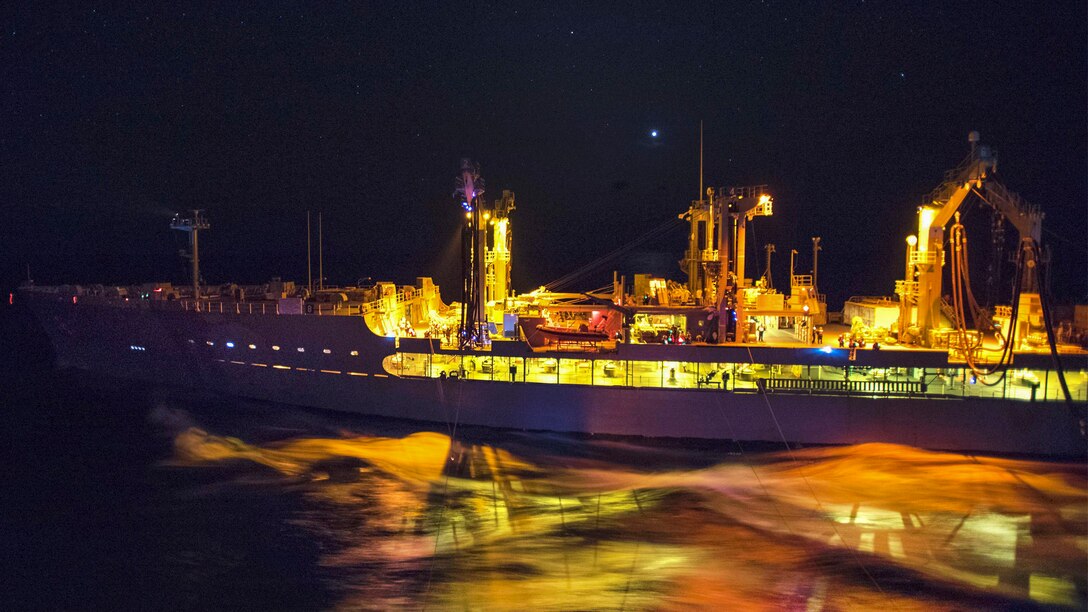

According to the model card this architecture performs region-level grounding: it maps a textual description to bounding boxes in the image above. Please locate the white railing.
[176,296,411,317]
[182,300,281,315]
[910,250,943,266]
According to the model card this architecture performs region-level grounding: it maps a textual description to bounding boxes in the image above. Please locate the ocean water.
[3,367,1085,611]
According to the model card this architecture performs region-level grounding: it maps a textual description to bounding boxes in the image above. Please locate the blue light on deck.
[226,341,235,348]
[821,345,834,354]
[650,130,659,138]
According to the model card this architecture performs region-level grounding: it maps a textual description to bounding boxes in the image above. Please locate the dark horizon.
[3,2,1086,309]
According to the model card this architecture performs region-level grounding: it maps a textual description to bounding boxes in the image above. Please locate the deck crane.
[895,131,1045,350]
[682,185,773,342]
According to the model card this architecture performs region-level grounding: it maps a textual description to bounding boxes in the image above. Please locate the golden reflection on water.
[173,428,1087,610]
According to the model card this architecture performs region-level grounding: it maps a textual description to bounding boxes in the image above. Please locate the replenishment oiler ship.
[18,134,1088,457]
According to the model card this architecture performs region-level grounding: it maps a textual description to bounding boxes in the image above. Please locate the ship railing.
[790,274,814,287]
[895,280,918,297]
[764,377,924,397]
[181,300,281,315]
[683,248,721,262]
[923,151,976,205]
[178,294,409,315]
[178,298,387,316]
[909,250,943,266]
[313,302,366,315]
[724,185,767,199]
[846,295,898,304]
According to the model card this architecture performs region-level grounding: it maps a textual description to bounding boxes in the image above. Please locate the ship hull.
[22,294,1087,458]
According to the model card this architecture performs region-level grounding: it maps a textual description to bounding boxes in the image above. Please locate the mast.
[307,211,312,294]
[455,159,486,348]
[684,122,716,304]
[318,212,324,291]
[170,210,210,299]
[699,120,704,200]
[763,243,775,289]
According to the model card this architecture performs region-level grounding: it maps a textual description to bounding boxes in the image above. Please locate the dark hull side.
[23,294,1088,458]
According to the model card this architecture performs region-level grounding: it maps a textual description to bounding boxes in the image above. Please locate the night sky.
[3,2,1085,309]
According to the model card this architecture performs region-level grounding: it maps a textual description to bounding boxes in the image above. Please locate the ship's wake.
[167,422,1087,610]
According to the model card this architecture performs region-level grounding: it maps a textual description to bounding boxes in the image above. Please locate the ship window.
[594,360,626,386]
[248,344,257,350]
[225,342,235,348]
[187,339,195,344]
[322,349,332,354]
[272,345,280,351]
[630,360,663,388]
[527,357,559,383]
[297,347,305,352]
[350,350,359,356]
[206,341,214,346]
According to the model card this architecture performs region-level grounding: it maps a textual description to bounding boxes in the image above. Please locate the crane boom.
[896,132,1045,347]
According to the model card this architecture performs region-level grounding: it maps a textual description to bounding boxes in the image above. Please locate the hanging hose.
[948,214,1020,383]
[1033,237,1075,405]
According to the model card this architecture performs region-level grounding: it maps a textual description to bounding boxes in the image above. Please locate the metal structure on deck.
[170,210,210,299]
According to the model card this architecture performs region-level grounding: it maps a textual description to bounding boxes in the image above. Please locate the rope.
[712,391,797,536]
[741,344,887,595]
[422,363,466,610]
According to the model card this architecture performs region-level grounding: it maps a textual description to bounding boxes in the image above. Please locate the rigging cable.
[544,216,683,291]
[423,354,467,610]
[740,344,886,596]
[711,387,798,538]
